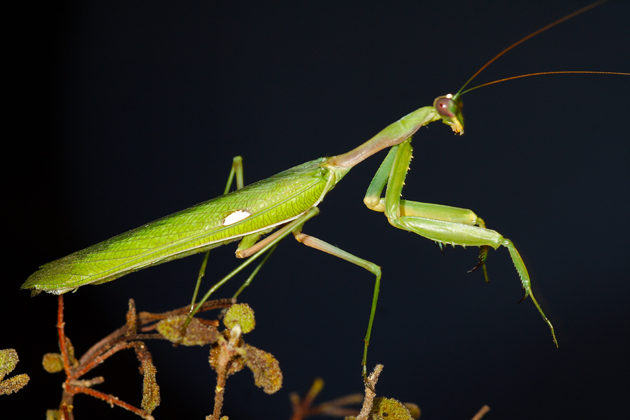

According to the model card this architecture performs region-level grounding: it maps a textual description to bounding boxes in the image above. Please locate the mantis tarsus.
[22,0,626,378]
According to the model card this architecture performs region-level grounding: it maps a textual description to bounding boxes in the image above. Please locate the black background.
[5,1,629,419]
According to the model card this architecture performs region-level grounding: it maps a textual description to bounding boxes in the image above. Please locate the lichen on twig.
[0,348,30,395]
[45,296,282,420]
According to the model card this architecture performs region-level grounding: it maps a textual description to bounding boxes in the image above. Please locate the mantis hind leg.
[365,139,557,346]
[292,229,381,379]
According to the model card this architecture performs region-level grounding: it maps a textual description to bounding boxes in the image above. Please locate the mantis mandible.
[24,0,624,377]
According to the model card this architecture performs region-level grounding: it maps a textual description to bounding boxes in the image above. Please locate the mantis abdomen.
[23,158,348,294]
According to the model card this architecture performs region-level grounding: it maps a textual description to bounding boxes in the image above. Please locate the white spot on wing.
[223,210,252,226]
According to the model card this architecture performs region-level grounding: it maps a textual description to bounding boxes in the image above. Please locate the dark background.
[5,1,629,419]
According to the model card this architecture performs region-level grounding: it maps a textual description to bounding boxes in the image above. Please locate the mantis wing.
[23,158,348,294]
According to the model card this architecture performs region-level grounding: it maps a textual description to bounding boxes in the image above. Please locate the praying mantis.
[21,0,628,381]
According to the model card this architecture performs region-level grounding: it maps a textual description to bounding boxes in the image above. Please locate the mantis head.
[434,94,464,135]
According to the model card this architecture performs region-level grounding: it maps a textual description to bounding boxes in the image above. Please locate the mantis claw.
[468,246,490,283]
[361,364,377,392]
[362,374,376,393]
[518,290,529,304]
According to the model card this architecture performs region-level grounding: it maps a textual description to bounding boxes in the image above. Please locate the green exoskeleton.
[27,1,626,378]
[21,91,553,375]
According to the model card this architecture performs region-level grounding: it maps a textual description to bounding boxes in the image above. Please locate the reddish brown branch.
[290,378,362,420]
[73,341,138,379]
[471,405,491,420]
[53,295,235,419]
[210,338,235,420]
[57,295,72,377]
[73,386,154,420]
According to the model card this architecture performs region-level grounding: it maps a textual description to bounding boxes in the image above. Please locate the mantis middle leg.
[365,139,557,346]
[189,156,278,313]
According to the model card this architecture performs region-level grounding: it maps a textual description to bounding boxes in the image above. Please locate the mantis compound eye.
[434,94,464,135]
[434,95,457,118]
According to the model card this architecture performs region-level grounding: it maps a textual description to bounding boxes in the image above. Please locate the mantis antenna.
[452,0,629,98]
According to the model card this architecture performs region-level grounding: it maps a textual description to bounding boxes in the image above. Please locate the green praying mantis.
[22,0,627,377]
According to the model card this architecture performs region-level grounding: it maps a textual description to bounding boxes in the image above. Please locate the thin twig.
[138,298,235,327]
[290,378,362,420]
[54,297,237,419]
[73,341,137,379]
[210,339,232,420]
[73,386,154,420]
[57,295,71,376]
[356,364,383,420]
[78,323,128,366]
[471,405,491,420]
